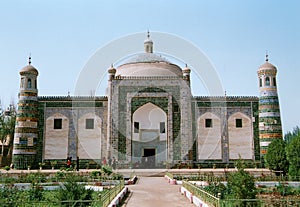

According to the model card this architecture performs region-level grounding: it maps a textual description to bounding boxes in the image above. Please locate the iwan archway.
[131,102,167,168]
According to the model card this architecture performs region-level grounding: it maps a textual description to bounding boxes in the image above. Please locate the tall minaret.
[12,57,39,169]
[106,64,116,159]
[257,54,283,158]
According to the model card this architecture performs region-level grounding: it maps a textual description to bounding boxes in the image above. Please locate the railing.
[165,172,174,179]
[219,199,300,207]
[100,180,125,207]
[183,181,220,207]
[182,181,300,207]
[0,200,101,206]
[0,180,125,207]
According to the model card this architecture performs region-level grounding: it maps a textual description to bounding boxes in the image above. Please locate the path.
[124,177,194,207]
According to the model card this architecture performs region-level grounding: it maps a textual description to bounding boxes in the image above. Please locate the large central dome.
[115,33,183,77]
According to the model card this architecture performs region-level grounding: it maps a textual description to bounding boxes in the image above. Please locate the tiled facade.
[12,38,282,169]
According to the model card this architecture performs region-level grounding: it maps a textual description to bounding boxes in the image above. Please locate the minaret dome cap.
[20,56,39,75]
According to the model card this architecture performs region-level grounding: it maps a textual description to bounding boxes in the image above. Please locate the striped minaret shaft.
[258,54,283,158]
[12,57,39,169]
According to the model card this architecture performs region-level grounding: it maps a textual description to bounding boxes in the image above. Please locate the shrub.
[4,166,10,171]
[102,165,112,176]
[226,160,257,201]
[56,175,93,206]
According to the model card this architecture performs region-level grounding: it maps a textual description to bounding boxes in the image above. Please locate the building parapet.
[114,75,187,80]
[193,96,258,102]
[38,96,108,101]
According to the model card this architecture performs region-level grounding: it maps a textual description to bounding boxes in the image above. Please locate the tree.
[226,160,256,205]
[285,126,300,144]
[0,105,16,156]
[286,135,300,178]
[0,104,16,167]
[56,174,93,206]
[264,139,289,175]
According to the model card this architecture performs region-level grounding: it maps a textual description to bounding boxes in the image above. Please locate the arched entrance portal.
[131,102,167,168]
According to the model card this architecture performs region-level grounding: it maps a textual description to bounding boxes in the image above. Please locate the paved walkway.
[124,177,194,207]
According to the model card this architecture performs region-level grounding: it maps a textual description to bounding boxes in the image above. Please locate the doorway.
[142,148,156,168]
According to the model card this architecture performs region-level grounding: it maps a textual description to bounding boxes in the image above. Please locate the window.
[205,119,213,128]
[259,78,262,87]
[54,119,62,129]
[236,119,243,128]
[27,78,32,88]
[86,119,94,129]
[273,77,276,86]
[173,104,179,113]
[21,77,25,88]
[35,79,37,89]
[160,122,165,133]
[134,122,139,133]
[265,77,270,86]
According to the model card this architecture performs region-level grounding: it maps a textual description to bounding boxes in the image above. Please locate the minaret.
[257,54,283,158]
[12,56,39,169]
[182,64,191,86]
[106,64,116,159]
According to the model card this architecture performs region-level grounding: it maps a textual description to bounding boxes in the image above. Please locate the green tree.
[56,174,93,206]
[286,135,300,178]
[226,160,256,206]
[0,105,16,157]
[285,126,300,144]
[264,139,289,175]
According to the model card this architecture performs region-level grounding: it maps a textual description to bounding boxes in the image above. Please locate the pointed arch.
[132,102,167,141]
[228,112,253,159]
[44,113,69,159]
[197,112,222,160]
[78,113,102,159]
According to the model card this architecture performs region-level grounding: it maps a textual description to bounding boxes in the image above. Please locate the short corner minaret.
[12,56,39,169]
[182,63,191,86]
[257,53,283,158]
[144,30,153,53]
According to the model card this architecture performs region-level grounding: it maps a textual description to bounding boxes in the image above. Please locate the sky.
[0,0,299,133]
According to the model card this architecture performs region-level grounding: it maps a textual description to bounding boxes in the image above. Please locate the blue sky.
[0,0,299,133]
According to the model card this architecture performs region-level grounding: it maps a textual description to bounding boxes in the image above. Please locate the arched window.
[273,77,276,86]
[21,77,25,88]
[265,77,270,86]
[35,79,37,89]
[259,78,262,87]
[27,78,32,88]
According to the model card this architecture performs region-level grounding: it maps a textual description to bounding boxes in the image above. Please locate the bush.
[102,165,112,176]
[264,139,289,175]
[4,166,10,171]
[26,182,44,201]
[286,135,300,178]
[204,181,226,198]
[56,175,93,206]
[226,160,257,201]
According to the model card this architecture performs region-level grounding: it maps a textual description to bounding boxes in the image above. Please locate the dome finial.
[28,53,32,65]
[144,30,153,53]
[265,50,269,62]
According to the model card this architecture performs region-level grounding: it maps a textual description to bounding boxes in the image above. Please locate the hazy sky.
[0,0,299,133]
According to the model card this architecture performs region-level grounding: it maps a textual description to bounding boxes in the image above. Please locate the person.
[76,156,79,171]
[108,157,112,166]
[112,157,116,170]
[67,157,72,168]
[102,157,107,166]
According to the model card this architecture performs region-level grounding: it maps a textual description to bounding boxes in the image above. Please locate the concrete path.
[124,177,194,207]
